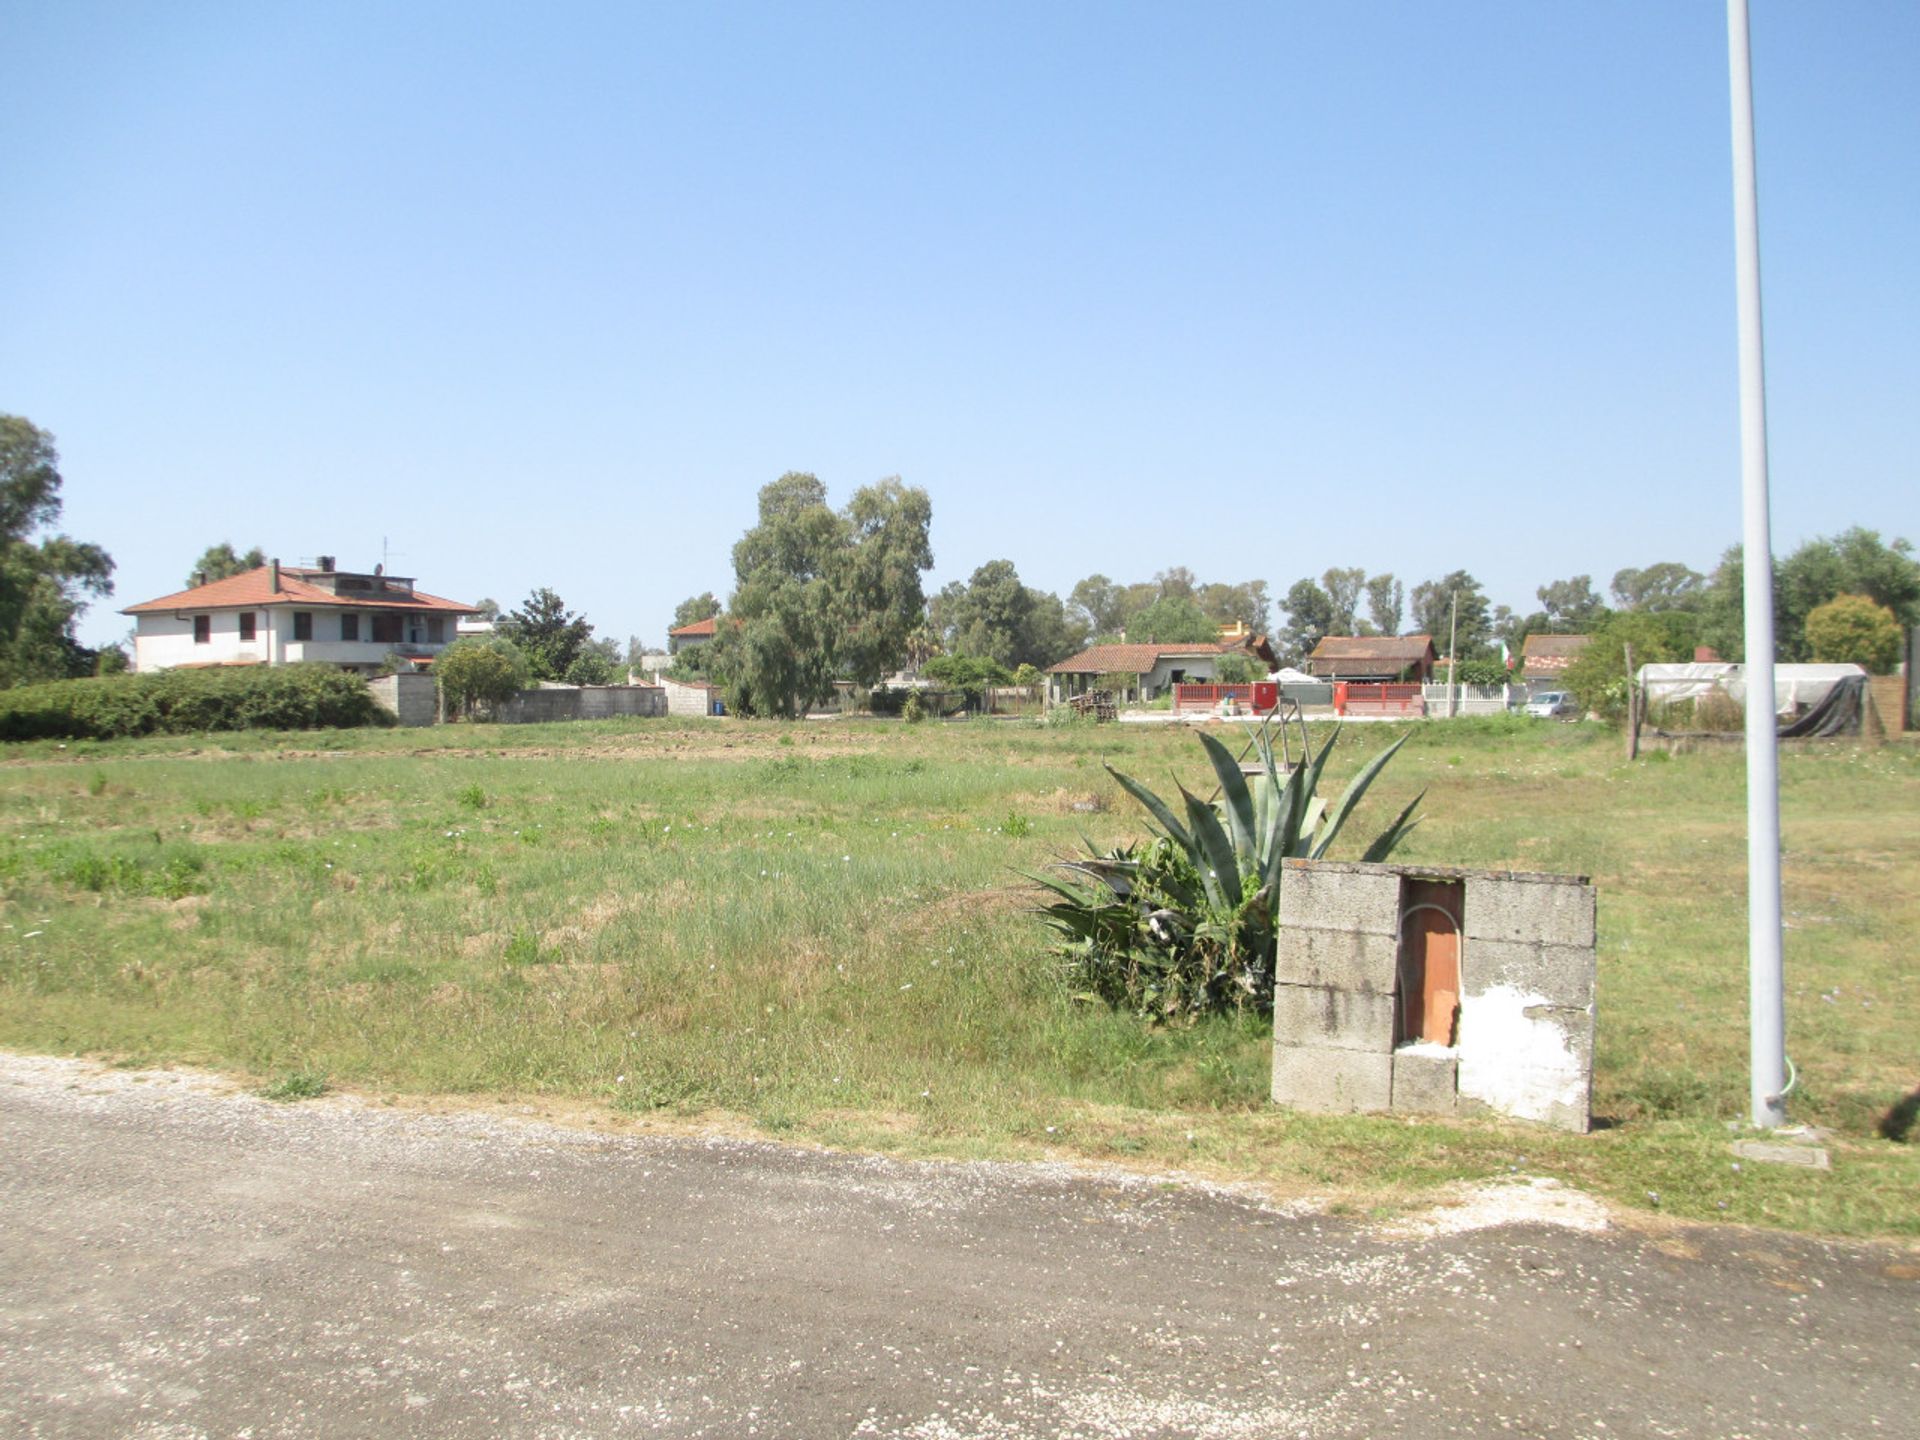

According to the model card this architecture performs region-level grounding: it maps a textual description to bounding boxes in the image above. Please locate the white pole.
[1727,0,1787,1129]
[1447,592,1458,718]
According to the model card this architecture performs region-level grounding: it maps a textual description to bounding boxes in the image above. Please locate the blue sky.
[3,1,1914,650]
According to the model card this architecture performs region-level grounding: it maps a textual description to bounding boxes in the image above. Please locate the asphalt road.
[3,1053,1915,1439]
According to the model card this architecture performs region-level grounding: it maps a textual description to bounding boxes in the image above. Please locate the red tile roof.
[1047,642,1227,675]
[123,566,474,616]
[1521,633,1591,677]
[669,616,719,638]
[1308,635,1436,662]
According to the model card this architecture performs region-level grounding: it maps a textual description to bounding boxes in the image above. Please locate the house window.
[193,615,211,645]
[340,614,359,642]
[293,612,313,641]
[371,614,402,645]
[239,613,256,642]
[427,616,445,643]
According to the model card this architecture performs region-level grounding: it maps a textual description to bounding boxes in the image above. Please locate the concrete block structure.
[366,672,438,727]
[1271,860,1597,1133]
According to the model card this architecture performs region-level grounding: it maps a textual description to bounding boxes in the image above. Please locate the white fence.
[1420,684,1516,717]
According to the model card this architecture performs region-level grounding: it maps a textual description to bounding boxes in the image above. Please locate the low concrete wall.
[660,678,723,718]
[367,672,438,727]
[493,686,666,724]
[1272,859,1596,1132]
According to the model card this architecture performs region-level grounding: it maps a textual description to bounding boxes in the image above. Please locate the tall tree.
[1321,567,1365,636]
[1610,562,1704,612]
[498,587,595,681]
[1068,574,1127,638]
[935,559,1086,667]
[1153,565,1198,600]
[1535,575,1609,632]
[0,415,115,687]
[1279,578,1334,664]
[1127,594,1215,644]
[671,592,721,631]
[707,472,933,716]
[1699,528,1920,661]
[186,542,265,587]
[1409,572,1492,657]
[1197,579,1272,635]
[1364,573,1404,635]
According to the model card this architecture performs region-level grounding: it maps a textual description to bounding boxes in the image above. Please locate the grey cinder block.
[1274,927,1401,994]
[1463,875,1596,948]
[1391,1049,1459,1115]
[1272,1045,1395,1114]
[1460,937,1596,1010]
[1278,862,1401,937]
[1457,995,1593,1133]
[1272,984,1398,1054]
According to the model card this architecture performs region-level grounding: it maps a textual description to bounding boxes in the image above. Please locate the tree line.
[4,420,1913,713]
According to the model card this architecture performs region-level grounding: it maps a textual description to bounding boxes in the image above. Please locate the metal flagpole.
[1726,0,1787,1128]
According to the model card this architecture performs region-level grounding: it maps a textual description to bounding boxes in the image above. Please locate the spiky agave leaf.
[1103,764,1192,853]
[1178,783,1243,910]
[1312,730,1413,859]
[1195,729,1257,862]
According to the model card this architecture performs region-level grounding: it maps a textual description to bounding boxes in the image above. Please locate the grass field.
[2,713,1915,1238]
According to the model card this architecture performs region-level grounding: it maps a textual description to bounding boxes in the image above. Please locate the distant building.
[668,615,718,655]
[1045,642,1228,705]
[1305,635,1437,682]
[1520,634,1591,692]
[123,558,475,677]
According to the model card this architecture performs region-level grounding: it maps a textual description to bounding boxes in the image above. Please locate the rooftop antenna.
[382,536,406,572]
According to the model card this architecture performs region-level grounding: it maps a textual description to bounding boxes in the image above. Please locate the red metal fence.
[1333,682,1425,717]
[1171,683,1278,714]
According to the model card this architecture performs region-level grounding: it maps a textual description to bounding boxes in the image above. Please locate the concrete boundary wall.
[1272,859,1597,1132]
[367,672,438,727]
[493,686,667,724]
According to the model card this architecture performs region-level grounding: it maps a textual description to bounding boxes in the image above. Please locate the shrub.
[1804,593,1901,674]
[0,665,390,741]
[1440,657,1508,688]
[1028,726,1420,1020]
[435,636,530,720]
[901,690,927,724]
[1213,652,1262,685]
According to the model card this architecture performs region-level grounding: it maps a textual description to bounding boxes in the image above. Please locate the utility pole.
[1727,0,1787,1129]
[1447,591,1459,719]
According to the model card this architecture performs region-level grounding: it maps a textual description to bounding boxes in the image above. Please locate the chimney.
[193,570,206,589]
[318,555,335,573]
[269,558,281,594]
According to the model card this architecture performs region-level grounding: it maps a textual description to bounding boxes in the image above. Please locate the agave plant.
[1029,724,1422,1020]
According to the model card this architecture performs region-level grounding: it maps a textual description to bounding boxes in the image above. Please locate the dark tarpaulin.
[1779,674,1865,738]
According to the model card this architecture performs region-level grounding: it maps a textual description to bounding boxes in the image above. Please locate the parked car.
[1525,690,1580,720]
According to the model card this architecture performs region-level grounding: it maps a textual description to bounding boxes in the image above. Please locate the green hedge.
[0,665,395,741]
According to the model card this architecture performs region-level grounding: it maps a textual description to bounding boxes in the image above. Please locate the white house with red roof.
[1045,641,1230,705]
[122,556,476,676]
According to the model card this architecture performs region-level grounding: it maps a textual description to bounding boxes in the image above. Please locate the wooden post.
[1624,642,1640,760]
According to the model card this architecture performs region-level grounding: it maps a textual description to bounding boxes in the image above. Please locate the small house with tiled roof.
[667,614,719,654]
[1520,633,1591,690]
[123,557,475,677]
[1305,635,1437,682]
[1045,641,1229,706]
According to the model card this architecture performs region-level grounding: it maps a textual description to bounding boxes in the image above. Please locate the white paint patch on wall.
[1457,984,1586,1127]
